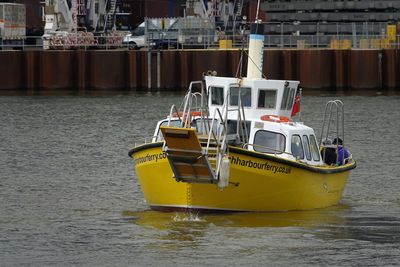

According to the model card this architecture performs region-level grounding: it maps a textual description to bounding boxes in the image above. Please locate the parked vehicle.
[123,17,217,50]
[146,17,216,49]
[122,22,146,49]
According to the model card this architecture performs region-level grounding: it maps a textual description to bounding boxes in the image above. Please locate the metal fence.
[1,34,399,50]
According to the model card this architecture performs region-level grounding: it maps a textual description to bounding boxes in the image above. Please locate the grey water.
[1,91,399,266]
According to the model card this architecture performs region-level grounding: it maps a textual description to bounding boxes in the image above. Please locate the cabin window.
[227,120,251,135]
[291,135,304,159]
[254,130,286,154]
[226,120,251,144]
[229,87,252,107]
[309,134,321,161]
[286,88,295,110]
[156,120,182,141]
[210,86,224,105]
[302,135,312,160]
[257,89,277,109]
[195,118,218,135]
[281,87,296,110]
[281,86,290,110]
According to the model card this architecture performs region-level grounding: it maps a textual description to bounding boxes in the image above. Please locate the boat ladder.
[160,126,217,184]
[160,81,219,184]
[160,81,232,186]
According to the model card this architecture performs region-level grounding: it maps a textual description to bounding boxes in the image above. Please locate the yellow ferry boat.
[128,22,356,212]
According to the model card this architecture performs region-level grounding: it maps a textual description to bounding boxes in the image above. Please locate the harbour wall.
[0,49,399,90]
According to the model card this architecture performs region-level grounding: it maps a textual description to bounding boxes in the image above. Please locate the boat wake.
[172,212,204,222]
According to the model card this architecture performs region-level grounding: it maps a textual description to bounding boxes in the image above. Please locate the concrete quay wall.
[0,49,399,90]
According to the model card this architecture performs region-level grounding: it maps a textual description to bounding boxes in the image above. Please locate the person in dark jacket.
[332,138,351,165]
[321,139,337,165]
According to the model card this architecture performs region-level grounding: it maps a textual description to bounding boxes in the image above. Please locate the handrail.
[319,100,344,146]
[134,135,158,147]
[213,108,229,181]
[244,142,293,156]
[206,107,227,155]
[319,100,345,164]
[4,33,400,50]
[204,82,251,181]
[240,94,249,144]
[167,104,182,125]
[180,81,204,128]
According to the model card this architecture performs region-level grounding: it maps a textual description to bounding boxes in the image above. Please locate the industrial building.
[0,0,399,49]
[261,0,400,47]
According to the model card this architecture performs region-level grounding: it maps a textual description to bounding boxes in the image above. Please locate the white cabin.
[205,76,299,120]
[203,75,324,166]
[153,75,324,167]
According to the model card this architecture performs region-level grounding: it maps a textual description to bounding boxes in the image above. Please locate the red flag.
[291,94,301,117]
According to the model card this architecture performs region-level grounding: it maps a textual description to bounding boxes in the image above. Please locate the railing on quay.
[1,34,399,51]
[174,33,400,50]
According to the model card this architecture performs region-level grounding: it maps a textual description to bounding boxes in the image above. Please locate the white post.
[246,23,264,79]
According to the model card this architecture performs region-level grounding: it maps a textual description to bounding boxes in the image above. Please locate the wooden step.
[160,126,217,184]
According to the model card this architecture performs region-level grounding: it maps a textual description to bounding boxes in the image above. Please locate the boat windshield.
[253,130,286,154]
[291,135,305,159]
[156,120,182,141]
[309,134,321,161]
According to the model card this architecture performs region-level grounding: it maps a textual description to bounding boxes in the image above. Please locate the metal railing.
[159,33,400,49]
[1,33,399,50]
[134,136,157,147]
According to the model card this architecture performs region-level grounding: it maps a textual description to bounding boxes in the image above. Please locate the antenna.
[255,0,261,22]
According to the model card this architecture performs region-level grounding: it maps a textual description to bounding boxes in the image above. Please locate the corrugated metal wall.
[0,49,399,90]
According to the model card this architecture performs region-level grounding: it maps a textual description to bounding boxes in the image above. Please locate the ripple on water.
[0,93,399,266]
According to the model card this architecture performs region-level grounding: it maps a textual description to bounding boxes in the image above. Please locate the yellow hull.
[131,143,356,212]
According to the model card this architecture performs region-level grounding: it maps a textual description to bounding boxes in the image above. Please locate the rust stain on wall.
[0,49,398,91]
[0,51,23,90]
